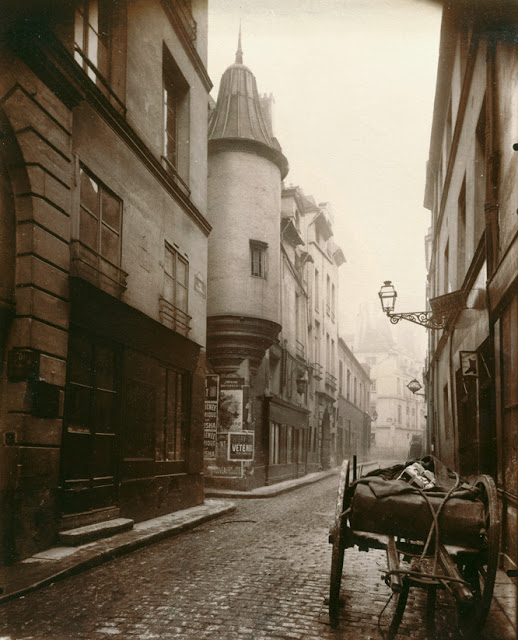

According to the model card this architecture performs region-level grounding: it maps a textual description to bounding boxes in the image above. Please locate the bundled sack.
[347,456,486,548]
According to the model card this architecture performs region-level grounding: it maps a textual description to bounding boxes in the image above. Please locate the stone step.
[59,518,134,546]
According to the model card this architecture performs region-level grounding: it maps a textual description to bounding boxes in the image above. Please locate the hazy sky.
[207,0,442,346]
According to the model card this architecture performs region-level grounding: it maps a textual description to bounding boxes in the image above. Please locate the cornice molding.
[209,137,289,180]
[160,0,213,93]
[207,314,281,376]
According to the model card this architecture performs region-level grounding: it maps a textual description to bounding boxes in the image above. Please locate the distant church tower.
[207,32,289,381]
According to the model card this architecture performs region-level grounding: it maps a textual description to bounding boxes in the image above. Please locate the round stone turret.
[207,34,288,380]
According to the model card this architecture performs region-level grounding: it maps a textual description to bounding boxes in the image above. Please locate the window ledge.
[162,156,191,197]
[70,241,127,298]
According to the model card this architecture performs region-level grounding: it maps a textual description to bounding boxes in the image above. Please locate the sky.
[207,0,443,352]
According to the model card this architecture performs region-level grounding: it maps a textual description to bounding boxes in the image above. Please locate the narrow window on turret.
[250,240,268,279]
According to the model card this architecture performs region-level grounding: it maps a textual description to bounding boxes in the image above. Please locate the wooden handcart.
[328,458,500,638]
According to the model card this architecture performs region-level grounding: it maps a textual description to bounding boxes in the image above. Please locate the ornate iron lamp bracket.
[386,311,446,330]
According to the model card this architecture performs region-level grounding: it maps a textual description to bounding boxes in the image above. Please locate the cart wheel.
[329,459,351,626]
[457,474,500,638]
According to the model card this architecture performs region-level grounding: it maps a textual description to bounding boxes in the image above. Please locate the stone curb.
[204,468,340,499]
[0,499,236,606]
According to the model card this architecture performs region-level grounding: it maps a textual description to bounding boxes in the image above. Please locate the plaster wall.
[207,150,281,324]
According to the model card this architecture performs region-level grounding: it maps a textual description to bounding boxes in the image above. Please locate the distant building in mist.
[354,302,426,459]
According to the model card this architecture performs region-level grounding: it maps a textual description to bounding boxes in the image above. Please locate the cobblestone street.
[0,475,513,640]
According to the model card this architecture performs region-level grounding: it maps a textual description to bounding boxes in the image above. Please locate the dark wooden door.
[61,331,120,515]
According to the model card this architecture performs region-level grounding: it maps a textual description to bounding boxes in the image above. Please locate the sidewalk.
[0,468,338,606]
[0,499,235,606]
[205,467,339,499]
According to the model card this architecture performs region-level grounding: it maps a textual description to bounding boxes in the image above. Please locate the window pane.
[166,370,177,460]
[88,0,99,32]
[176,375,185,461]
[124,380,155,458]
[176,285,187,313]
[164,275,174,303]
[101,224,120,265]
[74,9,85,52]
[80,169,99,215]
[87,26,98,78]
[101,190,121,232]
[164,247,174,277]
[177,257,188,286]
[164,84,178,163]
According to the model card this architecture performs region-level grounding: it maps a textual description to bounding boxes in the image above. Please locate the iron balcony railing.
[325,372,337,392]
[159,296,192,337]
[312,362,323,380]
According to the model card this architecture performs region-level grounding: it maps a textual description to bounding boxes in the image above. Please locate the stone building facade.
[336,338,372,464]
[424,1,518,574]
[0,0,211,564]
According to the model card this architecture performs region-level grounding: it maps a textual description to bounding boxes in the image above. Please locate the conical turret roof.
[208,30,288,178]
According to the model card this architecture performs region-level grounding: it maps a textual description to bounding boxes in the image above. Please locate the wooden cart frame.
[328,458,500,638]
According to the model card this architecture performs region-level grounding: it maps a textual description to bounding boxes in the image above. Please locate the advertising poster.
[228,431,254,462]
[210,377,246,478]
[218,377,244,431]
[203,374,219,460]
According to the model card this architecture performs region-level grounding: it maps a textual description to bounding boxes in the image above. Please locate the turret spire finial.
[236,22,243,64]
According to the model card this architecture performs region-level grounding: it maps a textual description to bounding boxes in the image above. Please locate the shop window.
[250,240,268,278]
[269,422,279,465]
[124,351,190,466]
[161,243,190,336]
[287,426,293,464]
[163,46,190,190]
[158,368,189,462]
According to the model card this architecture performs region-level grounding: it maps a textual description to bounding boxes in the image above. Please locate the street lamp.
[407,378,425,396]
[378,281,447,330]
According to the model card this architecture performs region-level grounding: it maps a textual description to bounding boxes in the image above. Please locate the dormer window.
[250,240,268,279]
